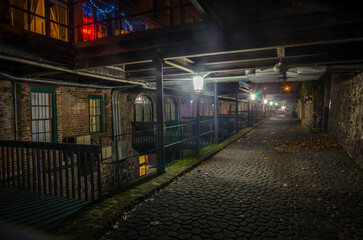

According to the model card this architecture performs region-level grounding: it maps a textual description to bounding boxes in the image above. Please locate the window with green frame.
[89,95,103,134]
[30,86,57,142]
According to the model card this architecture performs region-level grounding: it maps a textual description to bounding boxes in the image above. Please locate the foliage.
[2,82,26,100]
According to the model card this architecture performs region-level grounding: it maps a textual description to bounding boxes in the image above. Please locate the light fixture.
[281,106,286,110]
[275,103,278,106]
[263,99,268,104]
[250,93,256,101]
[193,74,204,93]
[282,83,292,93]
[269,101,273,106]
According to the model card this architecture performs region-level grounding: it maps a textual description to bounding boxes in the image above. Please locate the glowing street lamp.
[263,99,268,104]
[281,106,286,111]
[269,101,273,106]
[193,75,204,93]
[250,93,256,101]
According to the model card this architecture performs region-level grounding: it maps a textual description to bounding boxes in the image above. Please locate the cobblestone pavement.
[103,116,363,240]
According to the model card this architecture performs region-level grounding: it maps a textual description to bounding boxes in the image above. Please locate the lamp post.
[263,99,267,118]
[193,74,204,155]
[249,93,256,126]
[269,101,273,116]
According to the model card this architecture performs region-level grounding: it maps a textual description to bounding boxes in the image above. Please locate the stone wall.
[298,81,324,133]
[329,73,363,168]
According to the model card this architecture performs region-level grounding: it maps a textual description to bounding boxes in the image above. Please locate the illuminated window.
[164,97,177,122]
[30,87,57,143]
[189,100,195,117]
[89,95,103,134]
[139,155,149,176]
[10,0,69,41]
[82,3,96,41]
[49,0,69,41]
[135,95,153,122]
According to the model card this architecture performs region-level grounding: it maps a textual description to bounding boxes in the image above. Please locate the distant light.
[281,106,286,110]
[250,93,256,101]
[275,103,278,106]
[269,101,273,106]
[193,75,204,93]
[263,99,268,104]
[190,100,193,103]
[282,83,292,93]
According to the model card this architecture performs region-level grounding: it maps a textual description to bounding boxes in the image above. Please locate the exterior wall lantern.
[250,93,256,101]
[193,74,204,93]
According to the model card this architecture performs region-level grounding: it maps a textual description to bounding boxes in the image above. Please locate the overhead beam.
[164,60,195,74]
[76,21,363,69]
[190,0,224,34]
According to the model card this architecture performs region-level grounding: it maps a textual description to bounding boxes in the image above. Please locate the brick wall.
[0,81,15,140]
[55,86,112,143]
[329,73,363,168]
[0,81,112,142]
[0,81,31,141]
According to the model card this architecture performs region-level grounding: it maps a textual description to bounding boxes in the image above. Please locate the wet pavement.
[103,115,363,240]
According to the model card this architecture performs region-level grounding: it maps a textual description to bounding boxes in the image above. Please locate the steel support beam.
[214,82,218,144]
[155,56,165,174]
[235,93,239,132]
[248,99,251,127]
[195,93,200,155]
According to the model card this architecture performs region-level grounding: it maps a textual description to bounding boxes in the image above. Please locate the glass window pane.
[10,0,27,9]
[45,132,51,142]
[39,120,44,132]
[45,120,50,131]
[32,133,38,142]
[30,0,45,17]
[45,93,49,105]
[30,15,46,35]
[31,121,37,133]
[11,7,29,30]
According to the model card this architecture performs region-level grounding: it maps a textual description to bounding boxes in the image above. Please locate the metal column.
[195,93,200,155]
[214,83,218,144]
[155,57,165,174]
[248,99,251,127]
[235,93,239,132]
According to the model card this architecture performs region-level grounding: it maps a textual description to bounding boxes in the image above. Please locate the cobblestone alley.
[105,115,363,240]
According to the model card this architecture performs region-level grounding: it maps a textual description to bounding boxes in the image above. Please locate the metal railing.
[0,110,270,200]
[0,141,102,202]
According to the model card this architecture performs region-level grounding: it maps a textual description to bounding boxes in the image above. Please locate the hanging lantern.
[193,75,204,93]
[250,93,256,101]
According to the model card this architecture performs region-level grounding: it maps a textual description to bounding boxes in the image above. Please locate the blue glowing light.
[86,0,149,32]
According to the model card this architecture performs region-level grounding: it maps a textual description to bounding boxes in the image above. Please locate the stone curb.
[51,118,270,240]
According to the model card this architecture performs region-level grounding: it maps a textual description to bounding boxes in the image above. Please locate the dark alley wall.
[329,73,362,168]
[297,74,362,168]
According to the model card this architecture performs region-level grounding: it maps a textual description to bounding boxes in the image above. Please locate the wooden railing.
[0,141,102,202]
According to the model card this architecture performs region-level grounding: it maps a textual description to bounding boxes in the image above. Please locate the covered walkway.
[103,115,363,239]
